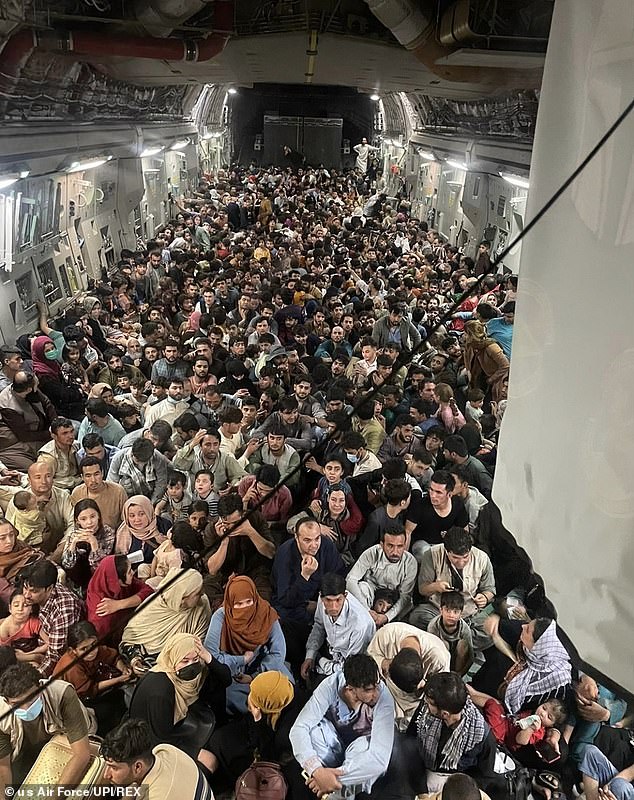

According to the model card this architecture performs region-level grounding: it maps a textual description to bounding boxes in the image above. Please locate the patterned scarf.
[417,697,488,772]
[504,621,572,714]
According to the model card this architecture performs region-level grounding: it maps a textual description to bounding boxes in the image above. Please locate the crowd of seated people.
[0,163,628,800]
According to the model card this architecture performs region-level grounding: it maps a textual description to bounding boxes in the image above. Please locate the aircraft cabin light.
[140,146,164,158]
[170,139,190,151]
[66,156,112,173]
[419,151,435,161]
[227,88,237,95]
[500,172,530,189]
[370,93,380,101]
[0,177,19,190]
[446,159,468,170]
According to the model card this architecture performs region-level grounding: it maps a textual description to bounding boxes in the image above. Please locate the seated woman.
[61,499,115,589]
[53,620,131,735]
[115,495,170,572]
[121,567,211,664]
[308,483,363,567]
[204,575,292,715]
[129,632,231,772]
[0,521,42,604]
[0,590,46,663]
[207,671,304,785]
[31,335,85,420]
[86,555,154,643]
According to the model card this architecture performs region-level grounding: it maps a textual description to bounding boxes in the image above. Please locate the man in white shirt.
[143,378,190,428]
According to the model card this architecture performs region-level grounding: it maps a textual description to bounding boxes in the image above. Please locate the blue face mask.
[346,453,358,464]
[14,695,43,722]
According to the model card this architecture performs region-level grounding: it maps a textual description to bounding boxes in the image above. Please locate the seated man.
[77,432,119,476]
[405,470,469,562]
[419,772,493,800]
[202,493,275,610]
[354,478,411,555]
[246,427,302,488]
[367,621,450,731]
[271,518,345,671]
[302,573,375,683]
[290,654,394,800]
[252,396,313,453]
[0,663,94,791]
[107,438,170,503]
[71,456,128,530]
[5,461,74,553]
[22,560,83,676]
[77,398,126,448]
[37,417,82,491]
[408,672,496,794]
[410,527,495,651]
[102,718,214,800]
[346,529,418,627]
[237,464,293,533]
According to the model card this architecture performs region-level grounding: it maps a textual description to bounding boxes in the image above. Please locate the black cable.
[3,94,633,727]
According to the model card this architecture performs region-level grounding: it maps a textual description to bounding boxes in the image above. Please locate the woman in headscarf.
[83,296,108,353]
[0,522,42,603]
[85,554,153,642]
[129,632,231,770]
[121,567,211,659]
[204,575,292,714]
[31,335,85,419]
[114,495,170,566]
[206,670,304,782]
[462,320,510,403]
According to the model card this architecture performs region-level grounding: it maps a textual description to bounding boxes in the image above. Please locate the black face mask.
[176,661,202,681]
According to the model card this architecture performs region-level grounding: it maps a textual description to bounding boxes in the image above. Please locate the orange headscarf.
[220,575,278,655]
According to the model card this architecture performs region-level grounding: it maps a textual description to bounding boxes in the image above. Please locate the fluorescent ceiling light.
[67,157,111,173]
[500,172,530,189]
[19,170,30,179]
[446,180,463,188]
[419,151,435,161]
[370,93,380,101]
[447,159,468,170]
[170,139,190,151]
[227,87,237,94]
[140,146,163,158]
[0,177,19,190]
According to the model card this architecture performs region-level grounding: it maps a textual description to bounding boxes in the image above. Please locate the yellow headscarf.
[150,632,206,723]
[121,568,210,655]
[248,671,294,730]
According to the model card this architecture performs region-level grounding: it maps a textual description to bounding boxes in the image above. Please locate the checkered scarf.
[417,697,488,772]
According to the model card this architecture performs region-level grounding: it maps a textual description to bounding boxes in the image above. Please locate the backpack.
[505,767,534,800]
[235,760,287,800]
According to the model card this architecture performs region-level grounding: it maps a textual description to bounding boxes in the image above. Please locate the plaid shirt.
[39,584,84,676]
[150,358,191,383]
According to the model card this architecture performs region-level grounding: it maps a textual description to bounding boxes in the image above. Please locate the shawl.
[220,575,278,655]
[85,555,153,639]
[83,296,100,314]
[31,336,61,381]
[121,568,210,655]
[115,495,159,554]
[417,696,488,772]
[248,671,294,730]
[504,621,572,715]
[150,632,206,723]
[88,383,113,400]
[0,538,42,580]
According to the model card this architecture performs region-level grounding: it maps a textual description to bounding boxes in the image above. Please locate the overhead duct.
[364,0,543,89]
[0,25,230,109]
[134,0,234,37]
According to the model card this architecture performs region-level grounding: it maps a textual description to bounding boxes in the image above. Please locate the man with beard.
[96,348,145,389]
[346,530,417,628]
[150,339,191,383]
[143,378,190,428]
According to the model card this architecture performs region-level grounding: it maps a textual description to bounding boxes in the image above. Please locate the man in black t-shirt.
[405,471,468,563]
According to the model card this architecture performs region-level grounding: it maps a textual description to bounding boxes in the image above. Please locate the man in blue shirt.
[272,517,346,674]
[485,302,515,359]
[290,654,395,799]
